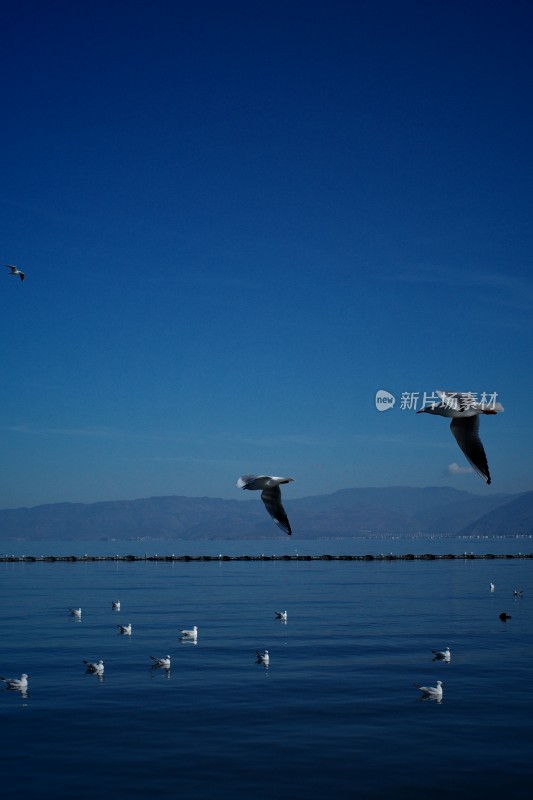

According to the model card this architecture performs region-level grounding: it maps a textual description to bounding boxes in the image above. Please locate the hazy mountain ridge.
[1,486,531,541]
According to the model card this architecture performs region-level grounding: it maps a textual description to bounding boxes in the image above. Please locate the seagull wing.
[261,485,292,535]
[450,416,491,484]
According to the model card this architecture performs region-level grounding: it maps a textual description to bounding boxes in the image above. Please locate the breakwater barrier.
[1,552,532,563]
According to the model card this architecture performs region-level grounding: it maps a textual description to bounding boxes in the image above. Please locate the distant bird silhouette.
[237,475,294,535]
[5,264,25,281]
[417,390,503,484]
[499,612,511,621]
[275,610,288,621]
[513,590,523,597]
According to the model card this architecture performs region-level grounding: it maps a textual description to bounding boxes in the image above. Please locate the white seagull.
[237,475,294,535]
[150,655,171,669]
[490,582,495,592]
[514,590,523,597]
[112,600,121,611]
[180,626,198,640]
[431,647,451,662]
[417,390,504,484]
[415,680,443,700]
[84,659,104,674]
[5,264,25,281]
[275,610,288,621]
[69,608,82,618]
[117,623,132,635]
[256,649,270,666]
[1,673,29,690]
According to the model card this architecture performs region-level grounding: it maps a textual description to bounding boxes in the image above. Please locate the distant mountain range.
[1,486,532,541]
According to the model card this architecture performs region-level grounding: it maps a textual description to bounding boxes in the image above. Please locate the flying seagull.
[5,264,25,281]
[237,475,294,535]
[415,680,443,700]
[417,390,504,484]
[1,673,29,691]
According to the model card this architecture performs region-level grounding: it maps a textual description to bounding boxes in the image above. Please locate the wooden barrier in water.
[1,552,532,563]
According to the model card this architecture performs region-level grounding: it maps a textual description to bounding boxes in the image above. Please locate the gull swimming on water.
[490,582,495,592]
[117,623,132,635]
[415,680,443,700]
[417,390,504,484]
[1,673,29,691]
[432,647,451,662]
[499,612,511,621]
[237,475,294,535]
[5,264,25,281]
[180,626,197,641]
[84,660,104,674]
[256,649,270,666]
[69,608,82,618]
[112,600,121,611]
[275,610,288,621]
[150,655,171,669]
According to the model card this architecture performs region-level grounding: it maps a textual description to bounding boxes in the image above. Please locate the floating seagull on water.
[275,610,288,621]
[417,390,504,484]
[490,582,495,592]
[180,626,197,640]
[5,264,25,281]
[69,608,82,618]
[150,655,171,669]
[112,600,121,611]
[237,475,294,535]
[84,660,104,674]
[256,649,270,666]
[415,680,443,700]
[117,623,132,635]
[499,612,511,621]
[514,590,523,597]
[1,673,29,690]
[432,647,451,662]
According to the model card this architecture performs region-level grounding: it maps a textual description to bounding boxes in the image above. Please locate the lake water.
[1,537,532,799]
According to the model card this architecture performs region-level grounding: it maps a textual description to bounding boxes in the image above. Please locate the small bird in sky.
[237,475,294,535]
[1,673,29,691]
[83,659,104,674]
[417,390,504,484]
[150,655,171,669]
[5,264,25,281]
[415,680,443,700]
[117,623,132,635]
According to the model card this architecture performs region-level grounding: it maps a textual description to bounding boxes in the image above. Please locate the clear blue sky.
[2,0,532,508]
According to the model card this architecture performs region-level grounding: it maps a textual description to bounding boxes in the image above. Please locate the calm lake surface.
[1,537,532,799]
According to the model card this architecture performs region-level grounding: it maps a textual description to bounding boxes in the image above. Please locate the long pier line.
[1,552,532,563]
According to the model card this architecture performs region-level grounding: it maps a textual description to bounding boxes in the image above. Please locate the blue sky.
[2,0,532,508]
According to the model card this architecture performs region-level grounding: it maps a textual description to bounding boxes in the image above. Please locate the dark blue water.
[1,540,532,798]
